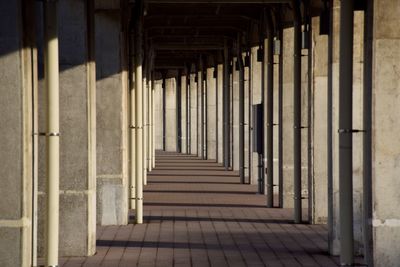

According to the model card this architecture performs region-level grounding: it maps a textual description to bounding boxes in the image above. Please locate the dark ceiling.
[137,0,325,74]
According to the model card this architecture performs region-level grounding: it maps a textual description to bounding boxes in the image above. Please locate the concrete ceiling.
[137,0,325,72]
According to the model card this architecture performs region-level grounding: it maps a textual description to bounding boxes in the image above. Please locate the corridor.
[2,0,400,266]
[47,152,361,267]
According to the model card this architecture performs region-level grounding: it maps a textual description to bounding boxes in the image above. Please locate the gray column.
[95,10,129,226]
[362,0,373,265]
[207,67,217,160]
[162,77,166,150]
[238,45,246,184]
[202,68,207,159]
[338,0,355,264]
[277,29,284,207]
[232,57,240,171]
[190,72,198,155]
[0,0,35,265]
[330,0,365,255]
[186,74,191,154]
[198,71,202,157]
[282,28,295,208]
[293,2,302,223]
[266,21,274,207]
[37,0,96,256]
[371,1,400,266]
[176,73,182,153]
[310,16,329,224]
[197,69,203,158]
[250,46,262,184]
[281,26,310,213]
[165,77,178,152]
[244,54,251,183]
[217,64,224,163]
[154,79,164,150]
[181,75,187,154]
[223,44,231,169]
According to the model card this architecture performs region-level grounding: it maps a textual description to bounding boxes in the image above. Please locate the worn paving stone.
[50,151,363,267]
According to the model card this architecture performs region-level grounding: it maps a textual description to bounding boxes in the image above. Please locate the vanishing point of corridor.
[53,152,360,267]
[3,0,400,266]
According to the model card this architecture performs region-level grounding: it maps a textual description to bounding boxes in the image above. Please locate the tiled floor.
[51,151,363,267]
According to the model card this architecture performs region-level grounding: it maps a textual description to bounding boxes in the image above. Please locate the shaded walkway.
[54,151,361,267]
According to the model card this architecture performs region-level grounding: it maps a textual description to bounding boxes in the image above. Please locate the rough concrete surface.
[207,68,217,160]
[165,78,177,151]
[372,0,400,264]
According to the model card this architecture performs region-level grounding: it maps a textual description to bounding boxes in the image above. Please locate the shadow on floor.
[151,167,230,171]
[148,173,239,177]
[128,215,294,224]
[144,190,257,195]
[144,202,271,208]
[147,180,241,185]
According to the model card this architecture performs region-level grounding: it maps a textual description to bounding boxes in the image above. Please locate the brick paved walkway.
[49,151,363,267]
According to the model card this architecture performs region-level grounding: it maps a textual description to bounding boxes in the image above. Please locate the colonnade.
[1,0,400,267]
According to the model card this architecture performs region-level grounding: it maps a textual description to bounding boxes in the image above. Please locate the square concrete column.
[230,68,234,168]
[302,46,310,218]
[217,64,224,163]
[190,74,198,155]
[154,80,164,150]
[37,0,96,256]
[95,10,129,226]
[197,70,204,158]
[143,76,148,175]
[0,0,35,265]
[181,75,187,154]
[371,1,400,265]
[281,28,309,209]
[244,61,250,180]
[207,68,217,160]
[310,17,329,224]
[273,51,280,197]
[165,78,177,152]
[351,11,365,255]
[282,28,294,207]
[232,57,240,171]
[250,47,262,184]
[330,1,365,254]
[330,1,341,254]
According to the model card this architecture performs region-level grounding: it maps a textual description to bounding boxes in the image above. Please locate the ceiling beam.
[150,36,228,44]
[144,21,250,30]
[147,28,240,37]
[149,34,235,40]
[154,65,186,69]
[146,4,270,17]
[146,26,247,32]
[145,14,255,20]
[154,44,224,50]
